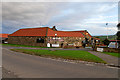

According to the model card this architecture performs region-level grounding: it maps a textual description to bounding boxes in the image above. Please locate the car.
[108,42,119,48]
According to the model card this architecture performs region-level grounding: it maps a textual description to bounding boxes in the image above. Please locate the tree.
[102,38,110,46]
[96,36,99,38]
[117,23,120,30]
[116,31,120,40]
[117,23,120,40]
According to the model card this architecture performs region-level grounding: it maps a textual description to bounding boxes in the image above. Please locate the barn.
[8,26,92,48]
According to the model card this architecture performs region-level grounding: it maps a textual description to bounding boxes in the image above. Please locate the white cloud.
[86,15,117,21]
[2,0,119,2]
[98,3,117,12]
[86,21,118,24]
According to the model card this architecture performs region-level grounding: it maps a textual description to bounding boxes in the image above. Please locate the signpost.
[97,48,104,52]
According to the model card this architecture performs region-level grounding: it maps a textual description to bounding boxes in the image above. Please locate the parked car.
[108,42,119,48]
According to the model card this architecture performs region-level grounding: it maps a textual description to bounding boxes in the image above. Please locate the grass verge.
[11,49,106,63]
[102,52,120,58]
[2,44,50,48]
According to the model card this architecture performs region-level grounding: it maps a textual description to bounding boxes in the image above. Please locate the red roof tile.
[9,27,48,37]
[93,37,100,40]
[0,34,9,38]
[47,28,84,37]
[71,30,92,37]
[9,27,85,37]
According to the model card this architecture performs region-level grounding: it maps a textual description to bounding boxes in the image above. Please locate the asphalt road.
[2,48,119,78]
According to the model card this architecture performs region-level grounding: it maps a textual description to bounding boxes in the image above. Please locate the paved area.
[2,67,18,78]
[0,67,2,79]
[88,51,120,66]
[2,48,119,78]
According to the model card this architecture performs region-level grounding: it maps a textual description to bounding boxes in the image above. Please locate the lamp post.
[85,32,88,46]
[115,34,118,48]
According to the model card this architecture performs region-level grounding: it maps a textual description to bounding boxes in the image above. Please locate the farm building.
[0,34,9,43]
[8,26,92,48]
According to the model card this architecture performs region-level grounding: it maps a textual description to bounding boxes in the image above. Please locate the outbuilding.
[0,34,9,43]
[8,26,92,48]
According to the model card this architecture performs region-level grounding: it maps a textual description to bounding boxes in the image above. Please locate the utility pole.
[55,33,57,44]
[106,23,108,39]
[116,36,117,48]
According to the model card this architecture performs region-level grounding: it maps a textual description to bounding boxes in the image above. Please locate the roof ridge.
[20,27,49,30]
[0,33,9,34]
[48,29,86,33]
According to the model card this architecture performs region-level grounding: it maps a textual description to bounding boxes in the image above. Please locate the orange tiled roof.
[9,27,48,37]
[93,37,100,40]
[9,27,85,37]
[47,28,84,37]
[0,34,9,38]
[72,30,92,37]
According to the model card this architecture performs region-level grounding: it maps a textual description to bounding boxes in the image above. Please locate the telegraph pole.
[106,23,108,39]
[55,33,57,44]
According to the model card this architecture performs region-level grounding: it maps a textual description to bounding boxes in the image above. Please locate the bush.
[102,38,110,46]
[116,31,120,40]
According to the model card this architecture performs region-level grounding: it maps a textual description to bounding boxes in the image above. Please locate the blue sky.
[2,2,118,36]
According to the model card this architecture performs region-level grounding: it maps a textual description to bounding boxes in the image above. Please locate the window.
[36,38,44,43]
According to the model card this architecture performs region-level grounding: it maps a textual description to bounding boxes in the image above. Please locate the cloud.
[2,2,118,35]
[2,0,119,2]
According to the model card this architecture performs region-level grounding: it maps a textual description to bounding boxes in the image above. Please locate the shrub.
[102,38,110,46]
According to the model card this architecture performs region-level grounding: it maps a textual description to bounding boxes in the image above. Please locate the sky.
[2,2,118,36]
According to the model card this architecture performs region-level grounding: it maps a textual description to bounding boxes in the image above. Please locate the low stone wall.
[63,45,75,48]
[103,48,120,53]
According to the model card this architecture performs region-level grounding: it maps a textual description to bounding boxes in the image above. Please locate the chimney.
[52,26,57,31]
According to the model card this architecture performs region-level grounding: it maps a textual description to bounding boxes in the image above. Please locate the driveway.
[88,51,120,66]
[2,48,119,78]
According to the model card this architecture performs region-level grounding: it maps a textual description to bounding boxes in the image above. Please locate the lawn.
[11,49,106,63]
[2,43,49,48]
[102,52,120,58]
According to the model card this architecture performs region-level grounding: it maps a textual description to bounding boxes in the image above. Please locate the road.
[2,47,119,78]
